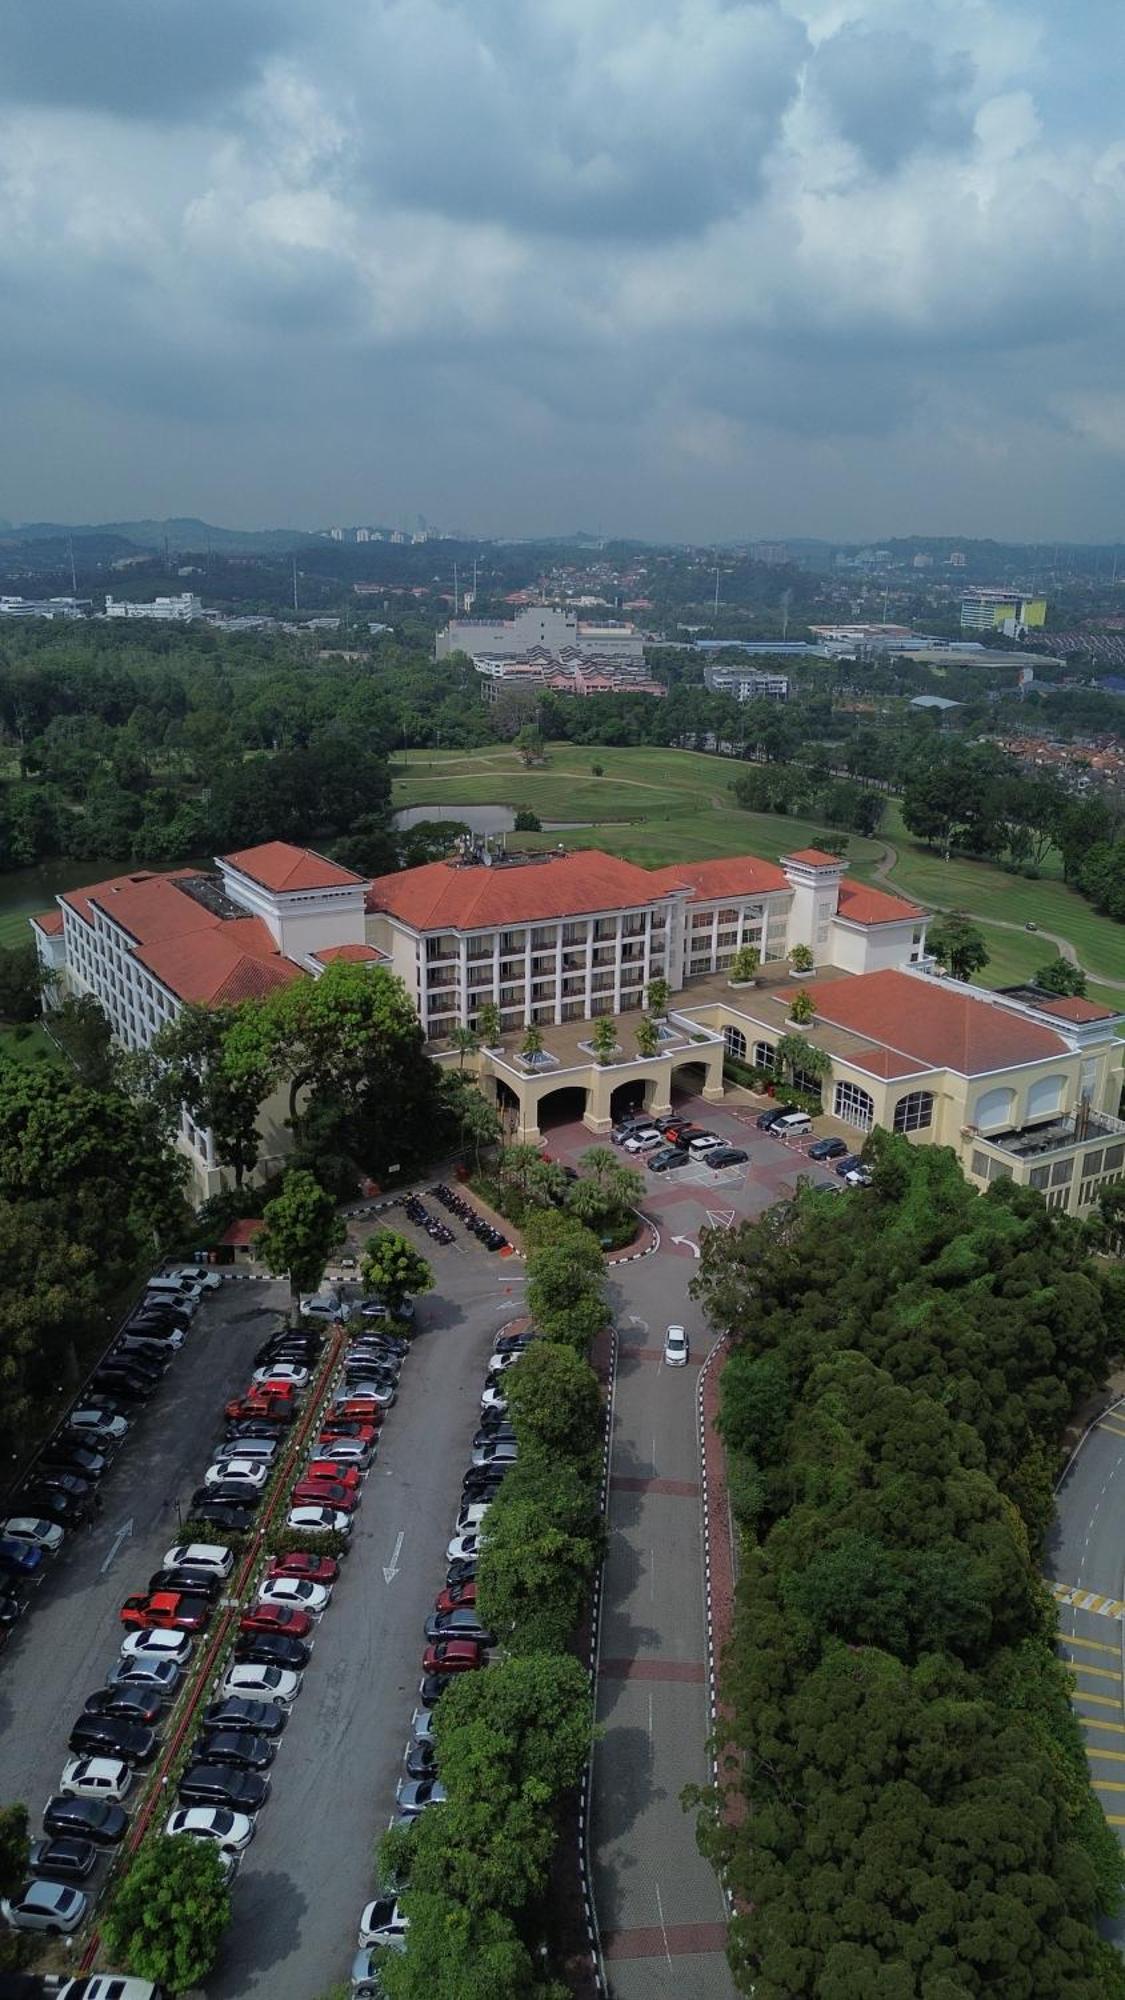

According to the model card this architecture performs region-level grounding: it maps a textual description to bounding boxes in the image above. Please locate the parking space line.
[1069,1662,1123,1682]
[1097,1422,1125,1440]
[1076,1692,1121,1708]
[1095,1781,1125,1793]
[1082,1718,1125,1734]
[1063,1634,1119,1655]
[1084,1746,1125,1762]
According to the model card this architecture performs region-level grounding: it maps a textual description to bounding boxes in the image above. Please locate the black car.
[256,1334,322,1366]
[89,1369,154,1405]
[16,1487,93,1529]
[191,1729,275,1772]
[43,1796,128,1845]
[29,1469,97,1507]
[0,1594,23,1627]
[83,1687,163,1729]
[473,1417,517,1444]
[27,1836,98,1883]
[190,1483,262,1512]
[234,1631,311,1672]
[648,1148,688,1174]
[128,1302,191,1327]
[425,1611,496,1646]
[39,1443,108,1482]
[112,1336,172,1368]
[177,1762,270,1813]
[403,1740,436,1780]
[342,1359,396,1386]
[808,1135,849,1162]
[445,1556,478,1588]
[493,1333,534,1355]
[834,1153,864,1179]
[225,1418,290,1444]
[201,1695,286,1738]
[149,1565,222,1599]
[417,1673,454,1708]
[704,1146,748,1169]
[187,1501,257,1534]
[68,1714,155,1764]
[462,1468,508,1500]
[352,1322,409,1353]
[756,1106,788,1130]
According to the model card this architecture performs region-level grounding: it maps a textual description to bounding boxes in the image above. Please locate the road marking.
[1049,1580,1125,1620]
[670,1234,700,1258]
[1076,1692,1121,1708]
[650,1546,656,1602]
[1097,1422,1125,1439]
[1069,1662,1123,1682]
[654,1884,673,1970]
[1083,1718,1125,1734]
[99,1518,134,1575]
[704,1209,737,1231]
[1106,1815,1125,1826]
[1095,1780,1125,1793]
[1085,1747,1125,1762]
[1063,1634,1119,1655]
[648,1692,653,1739]
[382,1529,405,1584]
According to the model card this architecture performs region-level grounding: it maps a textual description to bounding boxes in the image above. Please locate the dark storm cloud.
[0,0,295,118]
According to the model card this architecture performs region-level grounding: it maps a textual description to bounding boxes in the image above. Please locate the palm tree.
[450,1026,479,1070]
[520,1023,545,1063]
[635,1015,660,1059]
[476,1001,502,1047]
[592,1015,619,1064]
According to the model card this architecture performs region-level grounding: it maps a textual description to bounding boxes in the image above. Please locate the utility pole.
[453,562,459,615]
[713,566,720,617]
[67,536,77,598]
[292,556,299,613]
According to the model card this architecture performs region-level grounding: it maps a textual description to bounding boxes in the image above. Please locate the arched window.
[754,1040,775,1071]
[834,1079,874,1130]
[893,1090,934,1134]
[974,1085,1015,1133]
[724,1026,747,1060]
[1026,1074,1066,1121]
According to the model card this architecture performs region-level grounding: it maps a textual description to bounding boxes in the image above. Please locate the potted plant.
[645,977,670,1019]
[591,1015,619,1064]
[635,1015,660,1059]
[728,944,760,986]
[788,989,816,1026]
[476,1000,502,1049]
[520,1023,545,1065]
[788,943,815,978]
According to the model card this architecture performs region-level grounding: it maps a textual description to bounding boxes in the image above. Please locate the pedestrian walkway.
[589,1319,735,2000]
[1049,1577,1125,1621]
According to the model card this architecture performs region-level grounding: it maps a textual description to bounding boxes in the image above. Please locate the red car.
[319,1416,381,1442]
[267,1552,340,1585]
[331,1398,385,1423]
[434,1579,477,1615]
[304,1461,362,1491]
[239,1603,314,1640]
[120,1590,211,1633]
[291,1478,358,1512]
[422,1638,483,1675]
[224,1389,295,1423]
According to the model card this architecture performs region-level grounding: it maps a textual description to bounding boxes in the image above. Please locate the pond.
[393,804,589,835]
[0,857,126,926]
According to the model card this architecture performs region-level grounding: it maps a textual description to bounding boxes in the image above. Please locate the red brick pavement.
[603,1921,729,1959]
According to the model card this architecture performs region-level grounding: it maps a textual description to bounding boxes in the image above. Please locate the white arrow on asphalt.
[382,1530,405,1584]
[671,1234,701,1259]
[99,1518,134,1575]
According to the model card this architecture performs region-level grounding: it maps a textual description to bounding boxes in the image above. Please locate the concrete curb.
[580,1323,617,1998]
[697,1332,729,1776]
[608,1210,661,1264]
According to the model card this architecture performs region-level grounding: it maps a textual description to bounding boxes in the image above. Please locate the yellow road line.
[1075,1693,1122,1708]
[1097,1422,1125,1438]
[1106,1815,1125,1827]
[1063,1634,1119,1655]
[1094,1780,1125,1793]
[1087,1748,1125,1763]
[1083,1719,1125,1734]
[1069,1663,1123,1682]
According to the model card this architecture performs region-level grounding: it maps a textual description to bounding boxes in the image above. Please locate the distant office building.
[104,592,203,623]
[437,603,647,665]
[0,595,89,620]
[750,543,792,566]
[809,623,915,653]
[960,590,1047,635]
[702,660,789,702]
[912,553,933,569]
[948,551,967,568]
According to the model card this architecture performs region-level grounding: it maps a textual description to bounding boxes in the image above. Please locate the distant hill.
[10,517,321,553]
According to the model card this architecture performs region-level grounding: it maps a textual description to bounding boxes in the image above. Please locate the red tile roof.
[31,909,63,935]
[220,1218,263,1248]
[366,849,674,930]
[783,848,842,867]
[136,918,303,1007]
[312,943,385,964]
[845,1046,933,1081]
[221,842,367,893]
[812,969,1068,1076]
[648,856,789,902]
[835,879,923,927]
[1035,994,1117,1023]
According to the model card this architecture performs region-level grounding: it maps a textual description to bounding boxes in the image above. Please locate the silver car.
[1,1879,88,1933]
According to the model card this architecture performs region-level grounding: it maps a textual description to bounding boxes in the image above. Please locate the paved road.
[1046,1395,1125,1954]
[0,1280,287,1902]
[207,1224,518,1999]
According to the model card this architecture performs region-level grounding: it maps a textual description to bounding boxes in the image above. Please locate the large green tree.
[255,1168,345,1321]
[151,1000,276,1185]
[101,1836,231,1993]
[503,1340,602,1468]
[360,1228,433,1314]
[926,909,990,982]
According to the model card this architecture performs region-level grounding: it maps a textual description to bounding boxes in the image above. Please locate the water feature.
[393,804,589,835]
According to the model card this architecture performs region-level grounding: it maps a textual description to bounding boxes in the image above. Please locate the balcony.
[982,1107,1125,1161]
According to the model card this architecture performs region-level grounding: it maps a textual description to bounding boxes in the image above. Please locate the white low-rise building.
[104,592,203,622]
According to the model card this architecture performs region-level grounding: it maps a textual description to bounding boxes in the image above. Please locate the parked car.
[64,1408,128,1443]
[303,1461,363,1491]
[220,1659,301,1704]
[210,1438,280,1466]
[83,1686,163,1728]
[705,1146,748,1168]
[648,1146,689,1173]
[187,1498,258,1532]
[0,1540,44,1583]
[424,1610,495,1646]
[166,1265,222,1291]
[120,1628,192,1667]
[332,1394,394,1420]
[300,1291,352,1323]
[313,1437,373,1468]
[178,1763,269,1814]
[291,1479,358,1513]
[239,1604,314,1642]
[257,1576,330,1614]
[335,1379,395,1408]
[235,1630,312,1670]
[251,1361,310,1389]
[664,1325,689,1367]
[26,1835,97,1883]
[479,1386,507,1415]
[67,1715,155,1764]
[844,1164,874,1188]
[223,1393,295,1426]
[286,1504,352,1537]
[39,1443,108,1482]
[203,1458,269,1493]
[404,1738,437,1780]
[57,1979,171,2000]
[446,1532,485,1564]
[688,1134,723,1157]
[417,1672,455,1707]
[201,1695,288,1737]
[319,1417,381,1443]
[834,1153,864,1178]
[16,1486,91,1530]
[493,1332,533,1355]
[394,1778,448,1815]
[772,1110,812,1135]
[454,1500,491,1537]
[58,1756,132,1802]
[120,1591,211,1633]
[358,1895,410,1951]
[0,1517,63,1554]
[266,1551,339,1585]
[42,1796,128,1846]
[755,1107,788,1130]
[808,1135,849,1161]
[1,1879,88,1933]
[104,1657,182,1700]
[163,1541,233,1579]
[445,1555,478,1588]
[435,1579,477,1614]
[621,1127,663,1154]
[191,1729,275,1772]
[421,1638,483,1675]
[163,1805,254,1851]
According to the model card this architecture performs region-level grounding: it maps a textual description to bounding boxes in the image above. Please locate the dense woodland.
[694,1136,1125,1999]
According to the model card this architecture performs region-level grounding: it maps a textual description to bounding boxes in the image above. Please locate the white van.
[773,1111,812,1136]
[146,1274,201,1303]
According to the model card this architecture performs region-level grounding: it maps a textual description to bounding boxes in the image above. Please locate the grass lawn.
[0,1021,63,1066]
[391,743,1125,993]
[0,909,38,951]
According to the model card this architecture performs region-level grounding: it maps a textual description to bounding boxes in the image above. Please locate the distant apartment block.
[475,648,665,701]
[436,602,647,665]
[0,595,89,620]
[701,659,789,701]
[104,592,203,622]
[960,590,1047,635]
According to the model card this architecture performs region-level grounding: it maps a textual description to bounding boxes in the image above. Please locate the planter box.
[728,978,758,989]
[788,966,815,979]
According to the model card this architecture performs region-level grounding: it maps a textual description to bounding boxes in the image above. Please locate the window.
[1026,1074,1065,1121]
[1051,1158,1074,1187]
[1029,1164,1050,1190]
[754,1041,775,1071]
[1106,1143,1125,1173]
[724,1027,747,1060]
[973,1086,1015,1133]
[893,1091,934,1134]
[834,1079,874,1130]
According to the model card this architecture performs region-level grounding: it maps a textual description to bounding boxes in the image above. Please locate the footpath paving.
[589,1288,737,2000]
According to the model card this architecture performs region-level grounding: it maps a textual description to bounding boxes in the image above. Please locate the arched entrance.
[535,1084,590,1133]
[610,1078,653,1121]
[670,1059,709,1104]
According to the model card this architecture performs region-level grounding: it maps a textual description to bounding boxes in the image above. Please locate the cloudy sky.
[1,0,1123,542]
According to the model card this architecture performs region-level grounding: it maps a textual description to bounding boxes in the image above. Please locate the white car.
[480,1385,508,1414]
[1,1880,89,1933]
[411,1705,437,1744]
[221,1662,301,1707]
[454,1500,491,1536]
[59,1755,133,1802]
[121,1628,192,1667]
[664,1324,689,1367]
[446,1532,486,1564]
[167,1265,223,1291]
[163,1542,233,1579]
[1,1516,64,1553]
[59,1981,175,2000]
[621,1127,663,1153]
[164,1804,255,1851]
[358,1897,410,1951]
[287,1505,352,1537]
[844,1164,873,1188]
[204,1457,269,1491]
[257,1576,331,1615]
[66,1408,128,1444]
[485,1351,521,1375]
[252,1363,309,1389]
[687,1134,722,1157]
[301,1292,353,1323]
